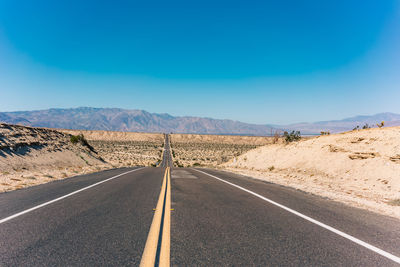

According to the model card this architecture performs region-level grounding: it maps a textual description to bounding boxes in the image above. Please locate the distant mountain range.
[277,112,400,134]
[1,107,399,135]
[0,107,274,135]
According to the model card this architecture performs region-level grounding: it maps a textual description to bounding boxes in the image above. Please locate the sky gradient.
[1,0,399,124]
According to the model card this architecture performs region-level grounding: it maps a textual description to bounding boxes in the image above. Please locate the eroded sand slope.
[224,127,400,218]
[0,123,109,192]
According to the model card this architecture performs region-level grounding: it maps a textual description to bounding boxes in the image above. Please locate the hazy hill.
[1,108,399,135]
[277,112,400,134]
[0,107,275,135]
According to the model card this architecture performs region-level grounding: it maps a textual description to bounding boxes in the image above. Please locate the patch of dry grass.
[388,199,400,206]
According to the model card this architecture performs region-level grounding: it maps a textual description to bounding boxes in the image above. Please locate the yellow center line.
[159,167,171,267]
[140,167,171,267]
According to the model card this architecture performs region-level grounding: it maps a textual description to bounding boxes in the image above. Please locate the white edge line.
[192,169,400,264]
[0,167,145,224]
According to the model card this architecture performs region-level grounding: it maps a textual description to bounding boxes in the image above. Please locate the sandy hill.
[0,123,108,192]
[224,126,400,218]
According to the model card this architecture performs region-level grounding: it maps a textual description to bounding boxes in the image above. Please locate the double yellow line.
[140,167,171,267]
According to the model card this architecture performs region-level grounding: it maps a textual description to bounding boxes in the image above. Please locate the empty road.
[1,135,400,266]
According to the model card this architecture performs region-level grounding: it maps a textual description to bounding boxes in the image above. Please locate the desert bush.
[377,121,385,128]
[273,131,280,144]
[70,134,96,153]
[70,135,80,144]
[283,131,301,143]
[320,131,330,135]
[70,134,86,144]
[174,160,183,168]
[388,199,400,206]
[353,126,360,131]
[268,166,275,171]
[362,123,370,129]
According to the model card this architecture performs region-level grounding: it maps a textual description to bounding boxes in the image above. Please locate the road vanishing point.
[1,135,400,266]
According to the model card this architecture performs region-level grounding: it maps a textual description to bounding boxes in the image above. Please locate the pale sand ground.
[224,127,400,218]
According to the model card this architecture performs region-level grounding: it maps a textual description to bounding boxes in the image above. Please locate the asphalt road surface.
[1,136,400,266]
[171,168,400,266]
[160,134,173,168]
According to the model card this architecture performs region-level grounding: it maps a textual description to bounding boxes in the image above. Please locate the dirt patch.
[390,155,400,163]
[348,152,380,160]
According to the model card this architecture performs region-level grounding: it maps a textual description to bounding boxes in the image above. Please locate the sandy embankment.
[0,124,109,192]
[0,124,165,192]
[224,127,400,218]
[0,125,167,192]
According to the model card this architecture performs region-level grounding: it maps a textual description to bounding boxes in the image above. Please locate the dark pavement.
[170,168,400,266]
[160,134,173,168]
[0,167,163,266]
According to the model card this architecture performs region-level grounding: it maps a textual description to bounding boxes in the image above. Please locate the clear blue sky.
[0,0,399,124]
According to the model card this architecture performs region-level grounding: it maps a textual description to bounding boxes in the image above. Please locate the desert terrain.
[3,123,400,219]
[0,125,164,192]
[0,123,109,192]
[63,130,164,167]
[170,133,276,167]
[224,127,400,218]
